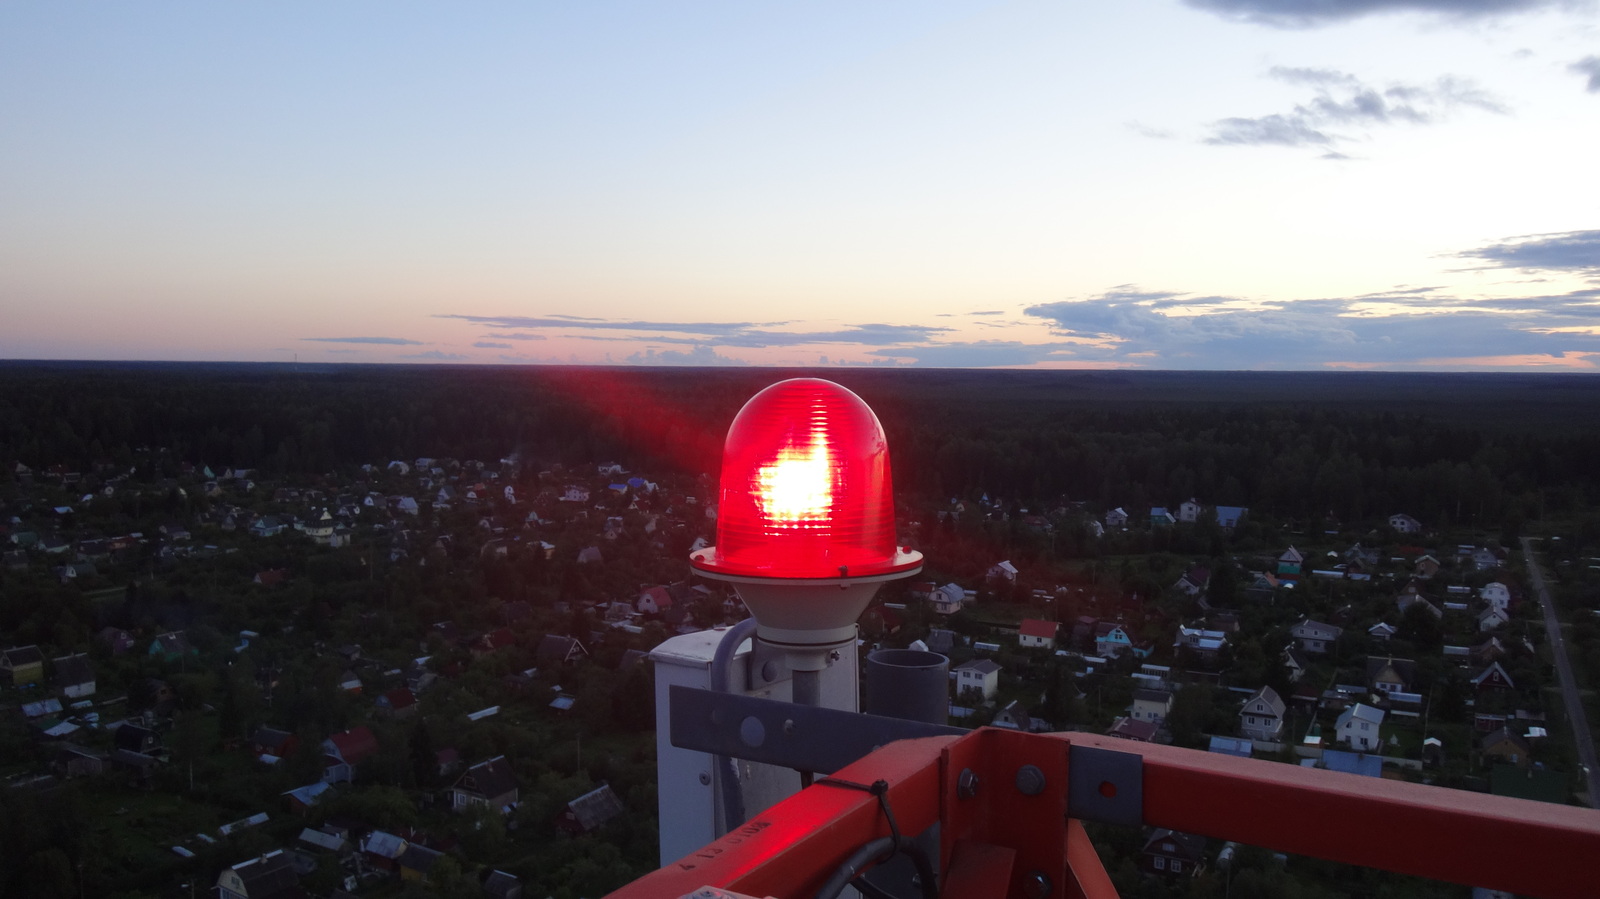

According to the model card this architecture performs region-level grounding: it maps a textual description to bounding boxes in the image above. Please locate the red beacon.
[692,379,922,662]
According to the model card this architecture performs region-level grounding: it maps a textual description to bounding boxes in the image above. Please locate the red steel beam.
[1060,732,1600,899]
[608,728,1600,899]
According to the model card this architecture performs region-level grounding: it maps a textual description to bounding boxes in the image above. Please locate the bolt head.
[1015,764,1047,796]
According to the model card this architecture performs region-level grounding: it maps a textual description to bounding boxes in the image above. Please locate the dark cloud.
[1024,282,1600,369]
[302,336,425,345]
[438,314,770,337]
[1184,0,1554,28]
[1206,69,1506,149]
[473,341,512,349]
[1457,231,1600,276]
[1455,289,1600,315]
[402,350,468,361]
[441,312,949,348]
[1570,56,1600,92]
[968,310,1006,316]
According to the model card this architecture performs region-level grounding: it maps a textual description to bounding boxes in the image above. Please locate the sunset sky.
[3,1,1598,370]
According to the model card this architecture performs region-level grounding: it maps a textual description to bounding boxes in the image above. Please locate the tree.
[1167,685,1215,749]
[410,719,439,789]
[1398,602,1443,653]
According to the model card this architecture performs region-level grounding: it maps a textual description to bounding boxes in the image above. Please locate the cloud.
[1205,69,1506,149]
[1021,275,1600,369]
[401,350,468,361]
[438,314,772,337]
[302,336,425,345]
[866,341,1092,368]
[624,345,749,366]
[440,312,950,348]
[1209,115,1335,147]
[1184,0,1555,28]
[1570,56,1600,93]
[473,341,512,349]
[1126,121,1177,139]
[1456,231,1600,276]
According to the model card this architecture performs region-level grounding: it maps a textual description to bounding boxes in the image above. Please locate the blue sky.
[2,1,1597,369]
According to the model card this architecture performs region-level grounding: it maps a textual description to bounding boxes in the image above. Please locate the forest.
[5,362,1600,533]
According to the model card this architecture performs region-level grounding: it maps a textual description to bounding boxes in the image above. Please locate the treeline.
[4,363,1600,530]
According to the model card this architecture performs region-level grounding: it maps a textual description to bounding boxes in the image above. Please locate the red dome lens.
[694,378,911,579]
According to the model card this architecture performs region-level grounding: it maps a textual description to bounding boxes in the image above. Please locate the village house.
[559,783,626,834]
[1337,703,1385,752]
[1482,728,1532,768]
[216,850,300,899]
[1017,618,1058,650]
[1239,686,1286,743]
[1175,626,1228,662]
[1472,661,1516,692]
[1290,619,1342,654]
[637,585,674,615]
[952,659,1001,702]
[1178,498,1203,523]
[1480,582,1512,612]
[1281,646,1309,683]
[1470,546,1504,571]
[451,755,519,813]
[1,645,45,685]
[1366,656,1417,696]
[1130,688,1174,725]
[1107,717,1159,742]
[1277,546,1304,576]
[484,870,523,899]
[536,634,589,665]
[1479,606,1510,632]
[993,699,1050,733]
[1141,829,1205,877]
[929,583,967,616]
[52,653,95,698]
[987,559,1019,583]
[375,687,418,717]
[1094,622,1147,659]
[321,727,378,783]
[1104,507,1128,528]
[1172,566,1210,597]
[1389,513,1423,534]
[149,631,197,661]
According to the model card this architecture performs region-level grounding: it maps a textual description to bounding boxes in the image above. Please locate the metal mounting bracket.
[669,685,963,774]
[1067,744,1143,827]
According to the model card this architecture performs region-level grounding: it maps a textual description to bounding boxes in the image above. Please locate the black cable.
[848,874,901,899]
[811,778,938,899]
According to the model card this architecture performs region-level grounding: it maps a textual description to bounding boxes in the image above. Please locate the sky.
[2,1,1598,371]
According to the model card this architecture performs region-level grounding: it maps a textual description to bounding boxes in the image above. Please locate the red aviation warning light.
[692,378,922,652]
[693,378,920,580]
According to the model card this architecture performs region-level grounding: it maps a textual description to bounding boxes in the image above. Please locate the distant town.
[2,364,1599,899]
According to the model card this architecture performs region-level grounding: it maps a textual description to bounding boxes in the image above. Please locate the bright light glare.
[756,436,833,524]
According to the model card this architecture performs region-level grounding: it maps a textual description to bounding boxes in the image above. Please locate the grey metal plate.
[668,685,963,774]
[1068,743,1144,827]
